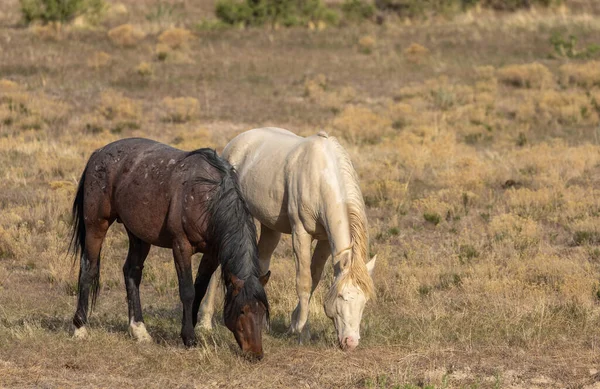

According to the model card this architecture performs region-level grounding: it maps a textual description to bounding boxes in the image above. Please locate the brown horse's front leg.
[172,239,197,347]
[192,252,219,328]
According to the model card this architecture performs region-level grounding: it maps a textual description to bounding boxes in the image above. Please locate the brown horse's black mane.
[188,148,270,323]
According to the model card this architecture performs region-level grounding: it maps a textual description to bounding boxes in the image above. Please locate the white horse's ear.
[337,250,352,271]
[366,255,377,277]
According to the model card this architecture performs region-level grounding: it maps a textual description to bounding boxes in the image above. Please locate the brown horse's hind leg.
[172,239,197,347]
[123,230,152,342]
[73,219,112,338]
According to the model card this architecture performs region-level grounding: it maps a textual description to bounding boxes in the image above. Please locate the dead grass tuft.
[158,28,194,50]
[162,97,200,123]
[135,61,153,77]
[497,62,554,89]
[107,24,146,47]
[98,90,142,123]
[358,35,376,54]
[332,105,391,144]
[87,51,112,69]
[30,23,63,41]
[0,79,21,91]
[403,42,430,63]
[559,61,600,88]
[304,74,356,111]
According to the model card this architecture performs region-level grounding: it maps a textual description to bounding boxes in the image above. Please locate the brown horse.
[69,138,270,359]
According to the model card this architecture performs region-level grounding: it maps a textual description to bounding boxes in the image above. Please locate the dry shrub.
[332,105,391,144]
[474,65,495,80]
[386,102,415,128]
[87,51,111,69]
[497,62,553,89]
[158,28,193,50]
[162,97,199,123]
[489,213,539,251]
[511,141,600,188]
[364,178,408,209]
[358,35,376,54]
[0,87,71,129]
[534,89,598,126]
[570,218,600,246]
[474,65,498,94]
[0,79,21,91]
[438,154,492,191]
[304,74,356,110]
[105,2,128,22]
[0,226,16,260]
[559,61,600,88]
[136,61,153,76]
[45,233,78,295]
[145,260,178,296]
[30,24,63,41]
[390,125,458,179]
[396,76,474,111]
[304,74,327,97]
[99,90,142,122]
[403,42,429,64]
[170,128,215,150]
[107,24,145,47]
[514,253,594,304]
[155,43,170,61]
[560,186,600,222]
[414,189,470,224]
[506,187,564,221]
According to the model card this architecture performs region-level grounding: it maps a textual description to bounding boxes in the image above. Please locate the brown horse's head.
[224,271,270,360]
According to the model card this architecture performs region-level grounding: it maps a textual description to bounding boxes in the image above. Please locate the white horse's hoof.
[73,326,89,339]
[129,321,152,342]
[199,319,213,331]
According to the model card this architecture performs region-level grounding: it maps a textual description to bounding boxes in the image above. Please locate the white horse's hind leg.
[289,227,313,343]
[197,266,221,330]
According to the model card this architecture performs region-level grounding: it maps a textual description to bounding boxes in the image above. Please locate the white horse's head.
[324,252,376,351]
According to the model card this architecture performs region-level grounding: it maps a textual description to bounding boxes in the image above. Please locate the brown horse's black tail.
[70,165,101,311]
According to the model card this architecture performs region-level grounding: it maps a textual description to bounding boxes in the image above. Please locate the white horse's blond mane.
[324,134,375,300]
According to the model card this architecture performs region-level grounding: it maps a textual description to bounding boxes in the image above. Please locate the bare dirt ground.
[2,0,600,387]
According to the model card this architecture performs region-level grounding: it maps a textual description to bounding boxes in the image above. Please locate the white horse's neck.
[320,181,353,273]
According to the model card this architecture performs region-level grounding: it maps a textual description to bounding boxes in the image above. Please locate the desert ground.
[1,0,600,387]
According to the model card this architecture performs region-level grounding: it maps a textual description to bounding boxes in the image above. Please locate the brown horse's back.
[83,138,219,251]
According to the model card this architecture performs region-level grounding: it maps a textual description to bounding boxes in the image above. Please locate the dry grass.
[107,23,146,47]
[2,0,600,387]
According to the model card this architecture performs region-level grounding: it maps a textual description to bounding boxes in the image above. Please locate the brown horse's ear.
[230,274,245,296]
[259,270,271,286]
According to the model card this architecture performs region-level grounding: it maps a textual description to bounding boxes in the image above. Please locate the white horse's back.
[223,127,344,238]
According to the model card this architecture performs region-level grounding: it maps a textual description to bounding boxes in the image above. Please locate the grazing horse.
[198,128,376,351]
[70,138,270,359]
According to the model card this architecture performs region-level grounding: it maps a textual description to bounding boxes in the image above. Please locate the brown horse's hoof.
[182,336,197,348]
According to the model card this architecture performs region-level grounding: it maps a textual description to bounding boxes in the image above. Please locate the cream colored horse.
[198,128,376,350]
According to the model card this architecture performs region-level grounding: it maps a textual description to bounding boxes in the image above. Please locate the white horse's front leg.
[196,266,221,330]
[258,224,281,275]
[290,227,313,343]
